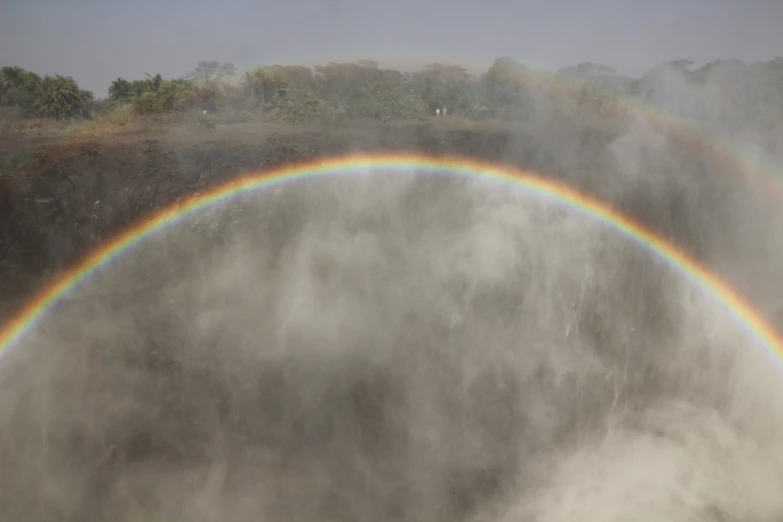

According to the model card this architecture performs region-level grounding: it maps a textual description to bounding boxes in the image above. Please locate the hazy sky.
[2,0,782,96]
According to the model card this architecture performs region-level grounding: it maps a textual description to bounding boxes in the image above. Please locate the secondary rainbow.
[240,55,783,194]
[487,64,783,195]
[0,153,781,366]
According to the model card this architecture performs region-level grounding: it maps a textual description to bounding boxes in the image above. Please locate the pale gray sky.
[1,0,782,96]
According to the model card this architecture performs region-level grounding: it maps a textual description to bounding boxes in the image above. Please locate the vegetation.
[0,66,93,120]
[2,56,783,134]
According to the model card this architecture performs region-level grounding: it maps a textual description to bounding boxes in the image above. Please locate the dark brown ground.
[1,120,781,330]
[0,121,561,316]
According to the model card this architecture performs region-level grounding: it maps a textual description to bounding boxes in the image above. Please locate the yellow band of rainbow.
[0,153,780,366]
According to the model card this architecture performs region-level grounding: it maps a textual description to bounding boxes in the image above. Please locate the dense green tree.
[411,63,475,114]
[0,66,42,113]
[243,66,293,107]
[267,86,324,123]
[133,78,193,115]
[32,74,89,119]
[479,57,537,119]
[313,61,386,112]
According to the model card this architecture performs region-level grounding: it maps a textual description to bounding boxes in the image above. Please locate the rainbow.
[486,64,782,194]
[525,68,783,194]
[0,153,781,365]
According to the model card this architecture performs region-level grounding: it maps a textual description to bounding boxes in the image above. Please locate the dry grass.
[58,106,168,141]
[2,110,503,144]
[0,108,625,174]
[0,107,73,140]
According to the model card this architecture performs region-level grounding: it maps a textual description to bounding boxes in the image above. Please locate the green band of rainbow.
[0,153,781,367]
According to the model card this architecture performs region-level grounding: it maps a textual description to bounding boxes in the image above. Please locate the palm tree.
[108,77,134,102]
[0,66,42,112]
[33,74,86,119]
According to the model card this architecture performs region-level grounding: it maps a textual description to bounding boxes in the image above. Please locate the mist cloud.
[2,56,783,522]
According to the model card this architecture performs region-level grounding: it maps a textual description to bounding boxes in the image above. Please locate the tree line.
[2,57,782,128]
